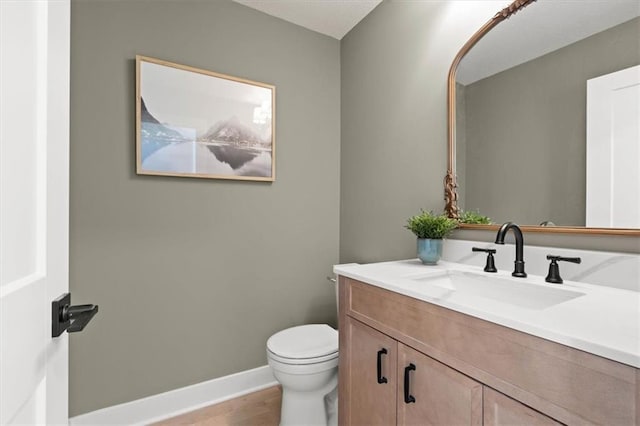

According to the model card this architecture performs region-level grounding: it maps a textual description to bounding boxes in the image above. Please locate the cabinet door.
[397,343,482,426]
[340,317,397,426]
[484,387,562,426]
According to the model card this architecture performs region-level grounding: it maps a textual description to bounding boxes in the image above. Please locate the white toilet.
[267,323,338,426]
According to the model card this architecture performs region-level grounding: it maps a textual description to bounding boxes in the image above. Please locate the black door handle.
[52,293,99,337]
[376,348,388,384]
[404,363,416,403]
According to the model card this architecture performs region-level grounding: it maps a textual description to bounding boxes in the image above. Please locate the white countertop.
[334,259,640,368]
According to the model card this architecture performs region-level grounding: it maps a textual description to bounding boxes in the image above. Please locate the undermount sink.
[409,270,585,310]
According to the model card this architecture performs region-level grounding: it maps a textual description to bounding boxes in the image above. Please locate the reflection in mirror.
[453,0,639,230]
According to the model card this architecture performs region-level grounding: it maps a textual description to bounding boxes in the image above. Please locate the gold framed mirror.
[445,0,640,236]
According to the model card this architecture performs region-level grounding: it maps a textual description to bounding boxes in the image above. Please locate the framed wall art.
[136,55,275,181]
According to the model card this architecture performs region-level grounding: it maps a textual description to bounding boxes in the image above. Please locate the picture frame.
[136,55,276,181]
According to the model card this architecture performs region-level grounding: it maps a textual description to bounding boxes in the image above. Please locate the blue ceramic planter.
[417,239,443,265]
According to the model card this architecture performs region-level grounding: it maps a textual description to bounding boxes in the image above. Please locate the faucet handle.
[472,247,498,273]
[545,255,582,284]
[472,247,496,253]
[546,255,582,264]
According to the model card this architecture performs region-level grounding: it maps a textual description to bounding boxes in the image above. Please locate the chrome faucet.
[495,222,527,278]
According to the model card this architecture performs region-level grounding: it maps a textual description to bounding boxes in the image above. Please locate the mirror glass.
[455,0,640,229]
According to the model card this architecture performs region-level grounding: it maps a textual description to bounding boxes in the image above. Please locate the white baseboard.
[69,365,277,426]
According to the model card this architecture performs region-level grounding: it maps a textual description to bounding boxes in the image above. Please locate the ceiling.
[457,0,640,84]
[231,0,383,40]
[231,0,638,77]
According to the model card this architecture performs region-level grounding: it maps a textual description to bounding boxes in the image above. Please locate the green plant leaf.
[458,209,492,225]
[405,210,458,239]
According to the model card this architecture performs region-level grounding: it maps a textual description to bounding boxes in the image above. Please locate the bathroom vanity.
[335,0,640,420]
[334,260,639,425]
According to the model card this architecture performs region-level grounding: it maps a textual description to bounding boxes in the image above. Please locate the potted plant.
[405,210,458,264]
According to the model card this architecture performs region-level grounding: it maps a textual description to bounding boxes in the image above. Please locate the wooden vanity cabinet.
[341,316,483,425]
[483,387,561,426]
[342,316,397,425]
[397,343,483,425]
[338,276,639,425]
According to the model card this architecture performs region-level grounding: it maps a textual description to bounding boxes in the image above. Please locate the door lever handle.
[64,304,99,333]
[52,293,99,337]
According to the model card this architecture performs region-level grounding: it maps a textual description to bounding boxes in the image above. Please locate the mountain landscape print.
[136,56,275,181]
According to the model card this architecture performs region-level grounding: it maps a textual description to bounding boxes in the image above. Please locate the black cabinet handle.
[404,363,416,403]
[376,348,388,384]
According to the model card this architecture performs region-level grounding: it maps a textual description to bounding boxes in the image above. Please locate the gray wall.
[70,0,340,416]
[340,0,639,264]
[70,0,640,417]
[340,1,489,263]
[463,18,640,226]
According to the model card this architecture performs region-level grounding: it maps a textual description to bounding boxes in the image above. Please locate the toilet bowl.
[267,324,338,426]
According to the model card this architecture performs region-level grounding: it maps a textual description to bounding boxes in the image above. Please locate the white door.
[586,65,640,228]
[1,1,70,424]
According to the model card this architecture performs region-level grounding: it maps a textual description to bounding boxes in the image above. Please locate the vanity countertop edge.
[334,259,640,368]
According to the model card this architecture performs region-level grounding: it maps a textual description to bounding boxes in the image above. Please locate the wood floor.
[153,386,282,426]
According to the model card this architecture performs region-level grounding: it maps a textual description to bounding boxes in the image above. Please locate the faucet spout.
[495,222,527,278]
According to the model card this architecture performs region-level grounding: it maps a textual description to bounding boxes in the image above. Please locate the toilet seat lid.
[267,324,338,359]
